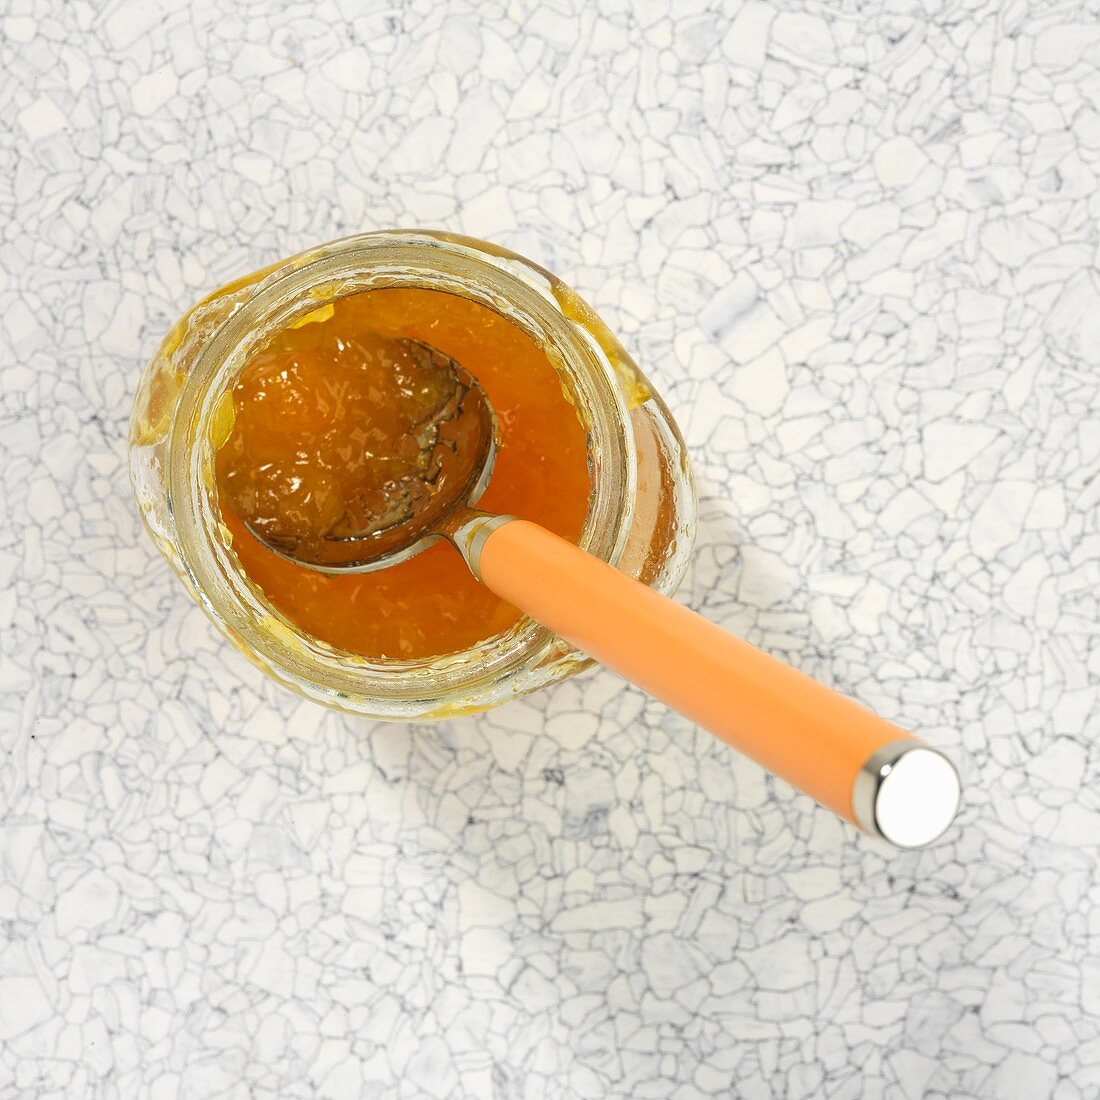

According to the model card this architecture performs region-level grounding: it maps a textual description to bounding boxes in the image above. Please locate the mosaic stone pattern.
[2,1,1098,1097]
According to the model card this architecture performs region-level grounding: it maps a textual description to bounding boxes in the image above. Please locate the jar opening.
[167,232,638,714]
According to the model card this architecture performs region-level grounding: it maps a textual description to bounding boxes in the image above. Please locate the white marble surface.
[3,0,1099,1096]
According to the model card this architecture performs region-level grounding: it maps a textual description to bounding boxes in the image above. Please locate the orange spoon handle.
[475,519,960,847]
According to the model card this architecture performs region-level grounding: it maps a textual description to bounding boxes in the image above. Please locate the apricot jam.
[214,288,591,659]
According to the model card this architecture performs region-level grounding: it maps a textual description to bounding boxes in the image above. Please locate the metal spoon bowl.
[246,338,501,574]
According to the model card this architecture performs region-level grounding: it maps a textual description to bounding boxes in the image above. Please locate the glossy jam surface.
[215,288,591,659]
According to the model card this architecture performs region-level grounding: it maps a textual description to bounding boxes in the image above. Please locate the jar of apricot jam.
[129,231,697,718]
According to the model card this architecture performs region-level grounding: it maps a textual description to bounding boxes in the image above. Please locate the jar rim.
[165,231,639,714]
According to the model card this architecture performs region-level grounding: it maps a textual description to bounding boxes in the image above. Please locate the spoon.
[247,339,961,848]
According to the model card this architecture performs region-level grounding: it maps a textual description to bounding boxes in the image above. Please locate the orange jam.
[214,288,591,659]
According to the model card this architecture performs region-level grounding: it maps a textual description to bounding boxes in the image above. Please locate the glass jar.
[129,231,697,719]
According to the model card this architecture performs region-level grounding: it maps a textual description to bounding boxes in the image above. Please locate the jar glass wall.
[129,231,697,718]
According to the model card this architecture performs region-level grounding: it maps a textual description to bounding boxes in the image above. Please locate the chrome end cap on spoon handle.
[853,740,961,848]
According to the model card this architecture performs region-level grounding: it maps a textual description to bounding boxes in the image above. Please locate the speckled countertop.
[2,1,1099,1097]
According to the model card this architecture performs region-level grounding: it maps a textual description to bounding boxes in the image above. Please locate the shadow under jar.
[129,231,697,719]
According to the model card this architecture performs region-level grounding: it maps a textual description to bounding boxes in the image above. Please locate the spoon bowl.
[247,338,499,574]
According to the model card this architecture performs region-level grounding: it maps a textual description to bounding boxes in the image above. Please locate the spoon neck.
[443,509,517,580]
